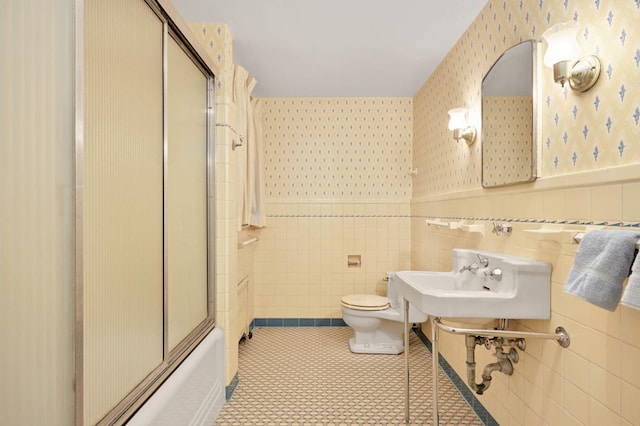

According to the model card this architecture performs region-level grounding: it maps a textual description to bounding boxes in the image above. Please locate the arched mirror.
[482,40,539,188]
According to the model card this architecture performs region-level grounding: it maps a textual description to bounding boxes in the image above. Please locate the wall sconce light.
[541,21,601,92]
[448,107,476,146]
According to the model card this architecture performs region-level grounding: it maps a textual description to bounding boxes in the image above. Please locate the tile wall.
[190,23,240,384]
[412,0,640,424]
[253,98,413,318]
[254,201,411,318]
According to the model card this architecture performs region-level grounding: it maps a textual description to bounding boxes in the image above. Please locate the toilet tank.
[386,273,401,307]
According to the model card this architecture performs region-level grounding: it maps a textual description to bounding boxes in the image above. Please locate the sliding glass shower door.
[80,0,215,423]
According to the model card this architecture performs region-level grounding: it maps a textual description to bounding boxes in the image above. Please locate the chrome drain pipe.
[465,336,519,395]
[465,335,489,395]
[407,318,570,426]
[435,317,570,403]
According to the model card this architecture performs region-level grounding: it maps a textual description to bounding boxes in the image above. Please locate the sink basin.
[394,249,551,321]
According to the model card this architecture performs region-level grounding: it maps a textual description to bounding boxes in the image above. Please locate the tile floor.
[215,327,484,425]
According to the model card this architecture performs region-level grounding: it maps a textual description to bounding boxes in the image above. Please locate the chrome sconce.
[541,21,601,92]
[448,107,476,146]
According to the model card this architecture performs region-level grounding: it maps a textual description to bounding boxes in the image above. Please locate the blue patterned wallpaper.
[260,98,413,200]
[413,0,640,195]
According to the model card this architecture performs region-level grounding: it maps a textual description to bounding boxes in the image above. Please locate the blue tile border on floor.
[299,318,315,327]
[267,318,284,327]
[413,327,498,426]
[252,318,347,327]
[225,372,239,401]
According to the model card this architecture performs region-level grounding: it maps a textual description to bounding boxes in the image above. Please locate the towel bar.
[238,236,259,249]
[573,232,640,249]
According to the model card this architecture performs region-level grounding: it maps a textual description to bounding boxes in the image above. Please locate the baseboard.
[225,372,240,401]
[251,318,347,327]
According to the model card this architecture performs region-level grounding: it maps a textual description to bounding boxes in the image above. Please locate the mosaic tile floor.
[215,327,483,425]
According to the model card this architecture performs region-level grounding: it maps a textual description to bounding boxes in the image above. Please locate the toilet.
[341,273,428,354]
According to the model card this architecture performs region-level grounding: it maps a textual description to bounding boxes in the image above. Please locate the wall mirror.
[482,40,539,188]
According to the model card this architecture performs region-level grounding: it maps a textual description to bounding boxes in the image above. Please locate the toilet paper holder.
[347,255,361,268]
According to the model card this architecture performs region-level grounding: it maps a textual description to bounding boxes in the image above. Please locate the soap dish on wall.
[523,227,582,244]
[426,219,450,228]
[425,219,485,236]
[459,222,485,237]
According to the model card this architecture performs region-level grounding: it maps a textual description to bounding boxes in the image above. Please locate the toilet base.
[348,336,404,355]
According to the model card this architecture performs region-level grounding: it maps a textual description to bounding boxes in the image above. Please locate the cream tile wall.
[254,98,413,318]
[190,23,240,385]
[412,1,640,425]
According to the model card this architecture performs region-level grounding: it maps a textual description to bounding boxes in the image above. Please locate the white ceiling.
[171,0,489,98]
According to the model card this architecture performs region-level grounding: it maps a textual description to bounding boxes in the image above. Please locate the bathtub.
[127,328,225,425]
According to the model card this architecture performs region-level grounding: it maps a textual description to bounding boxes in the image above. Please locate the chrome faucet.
[459,262,479,273]
[460,254,489,273]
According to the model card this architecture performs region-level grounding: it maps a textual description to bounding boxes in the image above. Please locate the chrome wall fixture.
[447,107,476,145]
[541,21,601,92]
[491,222,512,236]
[215,122,244,150]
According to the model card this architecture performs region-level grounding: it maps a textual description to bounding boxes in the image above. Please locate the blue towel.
[621,251,640,310]
[564,230,640,311]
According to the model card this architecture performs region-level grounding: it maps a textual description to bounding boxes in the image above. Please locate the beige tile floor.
[215,327,484,425]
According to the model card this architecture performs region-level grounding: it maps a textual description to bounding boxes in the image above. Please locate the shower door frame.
[75,0,218,424]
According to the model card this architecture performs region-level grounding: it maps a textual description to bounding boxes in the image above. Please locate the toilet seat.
[341,294,390,311]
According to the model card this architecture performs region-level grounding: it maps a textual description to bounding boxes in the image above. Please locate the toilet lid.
[341,294,390,311]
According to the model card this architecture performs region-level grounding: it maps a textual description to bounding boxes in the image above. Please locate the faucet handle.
[459,262,480,273]
[492,221,501,235]
[492,222,513,236]
[477,254,489,267]
[485,267,503,281]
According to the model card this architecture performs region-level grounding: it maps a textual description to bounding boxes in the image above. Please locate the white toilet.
[341,273,428,354]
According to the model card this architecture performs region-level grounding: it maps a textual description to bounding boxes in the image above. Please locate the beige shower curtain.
[248,97,266,227]
[233,64,266,230]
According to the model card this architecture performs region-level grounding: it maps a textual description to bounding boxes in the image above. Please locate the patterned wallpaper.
[413,0,640,196]
[260,98,413,200]
[542,1,640,176]
[189,23,233,100]
[482,96,533,186]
